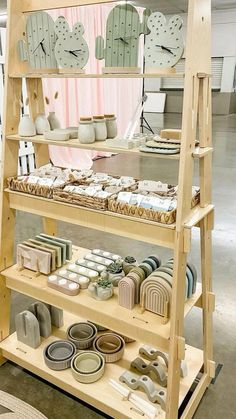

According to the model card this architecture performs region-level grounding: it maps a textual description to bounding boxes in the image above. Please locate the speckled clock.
[96,4,151,73]
[145,12,184,72]
[54,16,89,72]
[17,11,58,70]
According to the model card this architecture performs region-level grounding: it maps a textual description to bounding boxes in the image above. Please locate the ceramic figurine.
[18,114,36,137]
[54,16,89,70]
[35,113,51,134]
[88,278,113,301]
[96,4,151,72]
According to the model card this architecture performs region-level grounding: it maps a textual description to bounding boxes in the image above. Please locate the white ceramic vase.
[35,113,51,135]
[18,114,36,137]
[47,112,61,130]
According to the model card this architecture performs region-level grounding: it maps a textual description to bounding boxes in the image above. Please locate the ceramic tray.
[71,351,105,383]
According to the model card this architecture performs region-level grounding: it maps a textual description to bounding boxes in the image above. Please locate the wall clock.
[18,11,57,70]
[54,17,89,72]
[96,4,151,73]
[145,13,184,72]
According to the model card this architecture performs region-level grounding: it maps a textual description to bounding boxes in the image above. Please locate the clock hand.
[155,45,174,55]
[114,37,129,45]
[32,39,44,55]
[156,44,178,49]
[65,50,82,57]
[40,39,46,55]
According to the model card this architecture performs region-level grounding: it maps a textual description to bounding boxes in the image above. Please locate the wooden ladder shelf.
[0,1,215,418]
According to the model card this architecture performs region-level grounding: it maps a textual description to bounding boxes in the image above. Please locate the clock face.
[98,4,150,68]
[54,17,89,69]
[26,12,57,69]
[55,37,89,69]
[145,13,184,68]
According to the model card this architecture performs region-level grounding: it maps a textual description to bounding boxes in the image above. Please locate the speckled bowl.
[71,351,105,383]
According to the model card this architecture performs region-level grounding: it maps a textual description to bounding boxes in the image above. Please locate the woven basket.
[108,192,200,225]
[53,187,113,210]
[7,176,64,199]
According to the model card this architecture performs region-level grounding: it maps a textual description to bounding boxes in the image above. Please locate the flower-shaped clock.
[54,16,89,72]
[145,12,184,72]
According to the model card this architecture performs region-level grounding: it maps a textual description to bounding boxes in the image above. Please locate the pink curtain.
[43,4,143,169]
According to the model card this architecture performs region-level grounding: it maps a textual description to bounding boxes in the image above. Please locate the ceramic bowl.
[71,351,105,383]
[67,322,97,349]
[93,333,125,363]
[44,340,76,370]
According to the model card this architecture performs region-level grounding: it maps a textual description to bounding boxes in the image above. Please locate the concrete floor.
[0,113,236,418]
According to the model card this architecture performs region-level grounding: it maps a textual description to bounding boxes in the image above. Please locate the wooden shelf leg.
[166,232,187,419]
[200,215,215,379]
[43,218,57,236]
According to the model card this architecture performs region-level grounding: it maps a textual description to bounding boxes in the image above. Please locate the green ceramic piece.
[96,4,151,68]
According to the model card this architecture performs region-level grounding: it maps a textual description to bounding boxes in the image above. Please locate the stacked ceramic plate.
[44,340,76,370]
[67,322,97,349]
[71,351,105,383]
[93,333,125,363]
[140,259,197,319]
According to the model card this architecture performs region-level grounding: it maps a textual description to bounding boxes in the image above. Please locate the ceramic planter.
[71,351,105,383]
[18,114,36,137]
[35,113,51,134]
[67,322,97,349]
[88,281,114,301]
[93,333,125,363]
[123,256,138,275]
[44,340,76,370]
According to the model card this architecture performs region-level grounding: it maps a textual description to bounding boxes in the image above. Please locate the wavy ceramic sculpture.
[118,276,135,309]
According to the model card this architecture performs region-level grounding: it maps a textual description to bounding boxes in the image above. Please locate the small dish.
[71,351,105,383]
[44,340,76,370]
[93,333,125,363]
[67,322,97,349]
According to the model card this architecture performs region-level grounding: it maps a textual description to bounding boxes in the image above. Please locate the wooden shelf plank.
[5,189,176,248]
[21,0,126,13]
[6,134,181,160]
[2,246,202,351]
[9,72,185,79]
[0,310,203,419]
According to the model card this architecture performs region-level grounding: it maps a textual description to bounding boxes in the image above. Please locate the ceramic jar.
[18,114,36,137]
[78,117,95,144]
[93,116,107,141]
[105,114,117,139]
[47,112,61,130]
[35,113,51,135]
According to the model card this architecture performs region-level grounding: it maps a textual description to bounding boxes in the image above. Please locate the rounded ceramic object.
[148,255,161,268]
[138,262,153,278]
[93,333,125,363]
[71,351,105,383]
[48,112,61,130]
[93,116,107,141]
[78,118,95,144]
[143,258,157,271]
[18,115,36,137]
[44,340,76,370]
[35,113,50,135]
[157,266,174,278]
[105,115,117,139]
[187,261,197,293]
[67,322,97,349]
[129,266,146,282]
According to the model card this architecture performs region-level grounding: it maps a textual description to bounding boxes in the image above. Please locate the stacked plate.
[93,333,125,363]
[71,351,105,383]
[44,340,76,370]
[67,322,97,349]
[140,259,197,319]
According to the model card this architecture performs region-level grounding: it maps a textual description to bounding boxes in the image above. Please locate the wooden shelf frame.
[6,134,213,160]
[9,72,185,79]
[2,245,203,352]
[0,311,204,419]
[0,1,215,419]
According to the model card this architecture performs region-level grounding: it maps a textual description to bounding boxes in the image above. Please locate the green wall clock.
[54,16,89,71]
[145,12,184,71]
[18,11,57,70]
[96,4,151,73]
